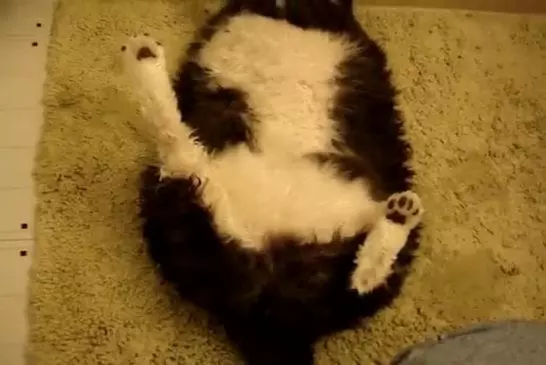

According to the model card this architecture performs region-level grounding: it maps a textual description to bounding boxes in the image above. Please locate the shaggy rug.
[30,1,546,364]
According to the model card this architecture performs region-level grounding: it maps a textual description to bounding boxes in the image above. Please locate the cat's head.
[228,0,355,30]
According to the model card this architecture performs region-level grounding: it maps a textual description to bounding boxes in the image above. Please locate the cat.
[120,0,423,364]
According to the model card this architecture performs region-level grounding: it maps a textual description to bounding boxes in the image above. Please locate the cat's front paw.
[120,34,166,76]
[385,191,423,230]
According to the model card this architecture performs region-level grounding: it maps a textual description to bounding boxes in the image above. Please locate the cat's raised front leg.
[120,35,208,178]
[351,191,423,295]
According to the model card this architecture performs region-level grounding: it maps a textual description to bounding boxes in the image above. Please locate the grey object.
[391,320,546,365]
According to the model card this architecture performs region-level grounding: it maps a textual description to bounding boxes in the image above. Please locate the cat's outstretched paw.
[120,34,172,100]
[385,191,423,230]
[120,34,166,78]
[350,191,423,295]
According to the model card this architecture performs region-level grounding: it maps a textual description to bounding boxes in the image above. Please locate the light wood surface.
[362,0,546,13]
[0,0,55,364]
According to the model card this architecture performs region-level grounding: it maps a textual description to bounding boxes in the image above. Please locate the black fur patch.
[331,39,414,201]
[230,0,356,32]
[283,0,356,32]
[172,6,255,154]
[305,39,413,203]
[175,62,254,153]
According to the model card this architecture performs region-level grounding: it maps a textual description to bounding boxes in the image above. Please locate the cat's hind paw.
[350,191,423,295]
[385,191,423,230]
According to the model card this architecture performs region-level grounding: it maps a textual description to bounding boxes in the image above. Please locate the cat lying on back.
[121,0,423,364]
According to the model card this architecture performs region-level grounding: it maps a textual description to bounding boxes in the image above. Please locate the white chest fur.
[193,15,379,249]
[198,14,355,157]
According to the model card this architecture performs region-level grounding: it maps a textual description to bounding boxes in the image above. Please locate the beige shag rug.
[30,1,546,364]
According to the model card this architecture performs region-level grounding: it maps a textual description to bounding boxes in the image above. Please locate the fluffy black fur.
[140,1,418,364]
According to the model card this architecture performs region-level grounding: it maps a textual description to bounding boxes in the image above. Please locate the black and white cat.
[121,0,423,364]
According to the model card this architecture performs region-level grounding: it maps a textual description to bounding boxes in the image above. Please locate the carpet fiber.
[30,1,546,364]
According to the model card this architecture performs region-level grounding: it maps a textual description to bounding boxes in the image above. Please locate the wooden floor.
[0,0,55,363]
[363,0,546,13]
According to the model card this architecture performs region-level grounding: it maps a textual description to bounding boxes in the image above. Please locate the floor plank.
[0,109,42,148]
[0,149,36,189]
[0,296,28,344]
[0,343,26,365]
[0,189,35,242]
[0,243,33,297]
[0,0,54,361]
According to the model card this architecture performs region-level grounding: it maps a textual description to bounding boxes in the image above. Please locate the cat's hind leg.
[120,35,208,178]
[351,191,423,295]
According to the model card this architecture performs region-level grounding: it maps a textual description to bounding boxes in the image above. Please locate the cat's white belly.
[200,147,381,250]
[199,13,355,158]
[192,13,376,249]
